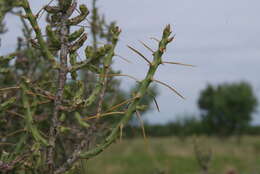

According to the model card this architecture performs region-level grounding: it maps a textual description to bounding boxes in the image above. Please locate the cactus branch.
[69,59,93,73]
[20,0,55,64]
[0,53,18,64]
[54,25,174,174]
[84,29,120,108]
[21,84,49,146]
[67,4,89,25]
[47,1,74,171]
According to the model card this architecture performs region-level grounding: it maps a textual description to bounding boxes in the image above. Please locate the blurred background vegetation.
[1,0,260,174]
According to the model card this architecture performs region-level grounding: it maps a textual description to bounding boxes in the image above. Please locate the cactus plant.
[0,0,191,173]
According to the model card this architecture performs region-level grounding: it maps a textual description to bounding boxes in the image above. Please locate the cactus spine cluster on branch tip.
[0,0,192,173]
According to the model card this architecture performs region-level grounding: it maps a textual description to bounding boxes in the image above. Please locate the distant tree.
[198,82,258,136]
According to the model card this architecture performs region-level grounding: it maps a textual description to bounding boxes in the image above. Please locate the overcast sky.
[1,0,260,124]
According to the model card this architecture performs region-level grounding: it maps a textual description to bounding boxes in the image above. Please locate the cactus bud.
[85,46,94,59]
[136,105,148,111]
[59,113,66,122]
[79,4,89,14]
[51,14,61,23]
[104,44,113,51]
[67,4,89,25]
[69,33,87,53]
[58,0,73,11]
[44,5,60,14]
[163,24,172,38]
[69,27,85,42]
[46,25,60,47]
[59,126,71,133]
[75,112,90,128]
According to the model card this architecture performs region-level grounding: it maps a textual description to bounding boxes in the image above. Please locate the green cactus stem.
[54,25,173,174]
[20,0,56,65]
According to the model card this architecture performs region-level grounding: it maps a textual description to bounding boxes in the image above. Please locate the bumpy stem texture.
[20,0,55,64]
[54,25,173,174]
[47,9,71,174]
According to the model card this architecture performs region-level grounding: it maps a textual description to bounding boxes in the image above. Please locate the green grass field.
[86,136,260,174]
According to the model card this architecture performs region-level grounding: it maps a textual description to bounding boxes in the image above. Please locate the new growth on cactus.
[0,0,192,173]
